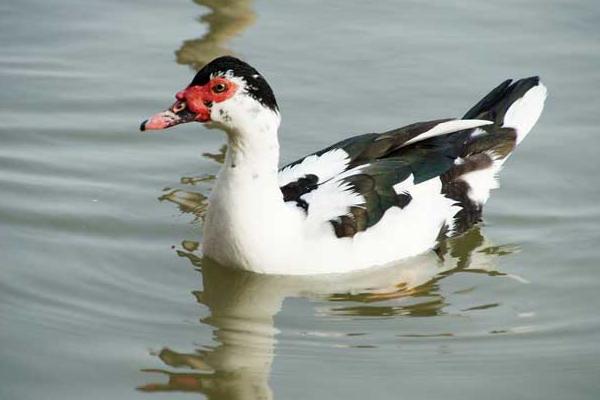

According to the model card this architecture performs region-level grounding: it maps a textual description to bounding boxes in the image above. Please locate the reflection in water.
[176,0,255,69]
[159,189,208,218]
[158,145,226,219]
[139,227,518,398]
[201,144,227,165]
[326,229,515,317]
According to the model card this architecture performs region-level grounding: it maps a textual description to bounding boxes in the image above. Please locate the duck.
[140,56,547,275]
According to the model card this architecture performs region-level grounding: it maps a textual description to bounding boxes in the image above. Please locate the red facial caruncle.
[175,86,211,123]
[140,77,239,132]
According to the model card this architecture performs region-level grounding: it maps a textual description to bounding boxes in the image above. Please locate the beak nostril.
[204,101,213,107]
[172,102,186,113]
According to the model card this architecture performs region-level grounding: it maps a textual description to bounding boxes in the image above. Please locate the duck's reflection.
[176,0,255,70]
[139,227,516,398]
[140,257,278,398]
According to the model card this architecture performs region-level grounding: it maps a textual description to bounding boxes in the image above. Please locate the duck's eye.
[212,83,227,93]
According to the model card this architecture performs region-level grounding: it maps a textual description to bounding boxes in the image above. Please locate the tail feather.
[464,76,547,145]
[463,79,514,120]
[441,77,547,237]
[503,81,547,144]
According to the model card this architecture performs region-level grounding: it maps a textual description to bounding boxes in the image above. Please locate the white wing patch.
[393,173,415,194]
[401,119,493,147]
[469,128,486,139]
[278,148,350,187]
[298,165,367,226]
[302,182,365,226]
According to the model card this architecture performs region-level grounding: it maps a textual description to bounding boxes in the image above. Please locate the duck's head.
[140,56,279,133]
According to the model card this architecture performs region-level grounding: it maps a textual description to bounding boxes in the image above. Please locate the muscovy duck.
[141,56,547,275]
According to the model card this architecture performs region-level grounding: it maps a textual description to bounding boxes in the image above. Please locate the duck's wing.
[278,118,491,189]
[278,118,491,198]
[278,119,492,237]
[279,76,547,239]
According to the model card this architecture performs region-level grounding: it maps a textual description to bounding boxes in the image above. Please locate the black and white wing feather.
[278,77,546,239]
[278,119,491,237]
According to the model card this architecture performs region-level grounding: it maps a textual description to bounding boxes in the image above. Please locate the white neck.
[202,103,301,271]
[222,116,280,179]
[211,93,282,180]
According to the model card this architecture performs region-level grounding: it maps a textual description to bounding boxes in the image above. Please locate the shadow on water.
[175,0,256,70]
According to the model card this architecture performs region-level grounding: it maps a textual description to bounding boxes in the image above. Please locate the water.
[1,0,600,399]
